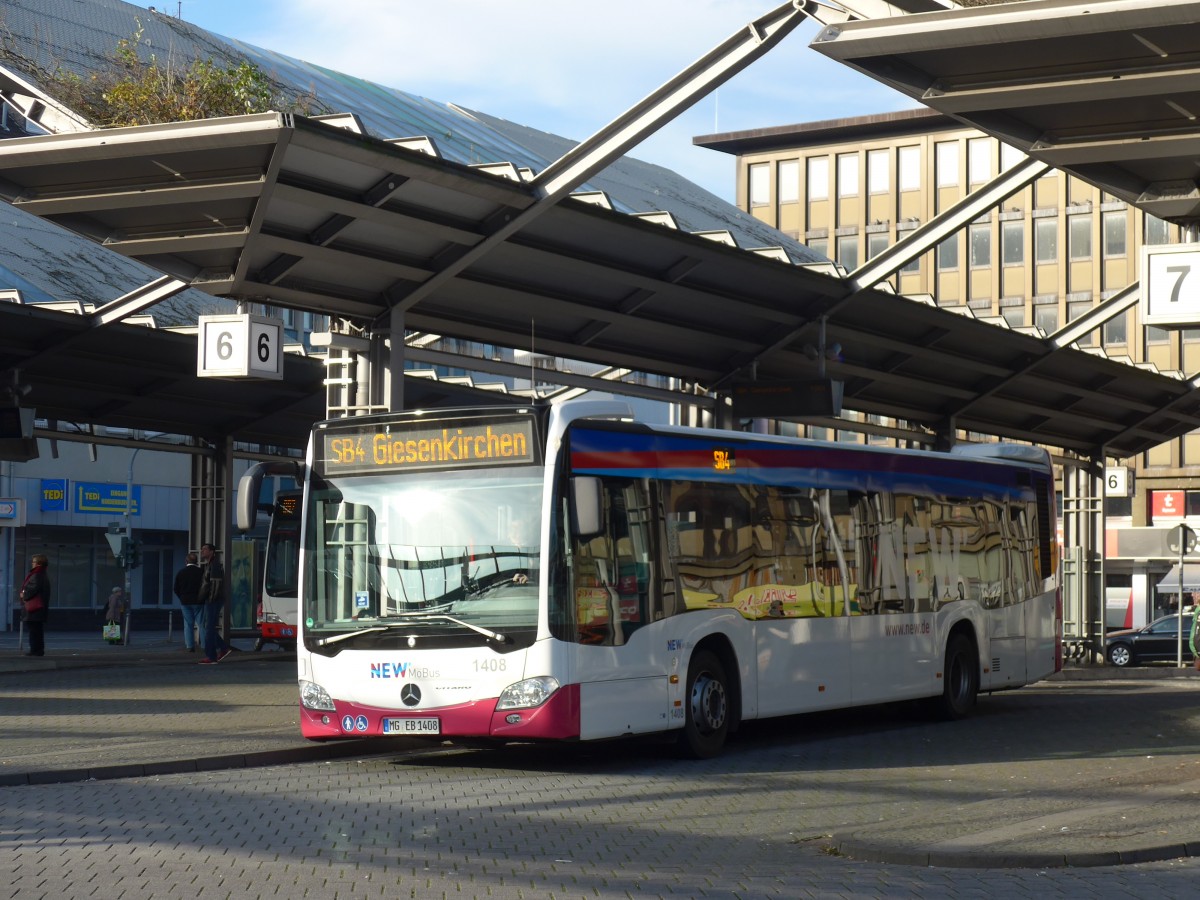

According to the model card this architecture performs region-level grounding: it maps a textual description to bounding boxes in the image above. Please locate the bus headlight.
[496,675,560,710]
[299,679,336,711]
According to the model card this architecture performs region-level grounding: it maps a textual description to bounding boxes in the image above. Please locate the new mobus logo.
[369,661,440,679]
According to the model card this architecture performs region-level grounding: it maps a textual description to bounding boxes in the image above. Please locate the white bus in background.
[256,489,300,651]
[238,463,300,652]
[244,400,1061,758]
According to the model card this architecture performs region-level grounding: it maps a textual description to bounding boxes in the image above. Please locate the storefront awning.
[1156,564,1200,594]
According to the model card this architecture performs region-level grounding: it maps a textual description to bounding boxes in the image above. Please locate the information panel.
[318,415,539,476]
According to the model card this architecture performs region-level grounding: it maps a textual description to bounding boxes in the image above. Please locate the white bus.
[237,464,300,652]
[274,400,1060,757]
[256,489,300,651]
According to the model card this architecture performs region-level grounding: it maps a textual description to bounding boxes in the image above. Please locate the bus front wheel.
[677,649,729,759]
[932,634,978,720]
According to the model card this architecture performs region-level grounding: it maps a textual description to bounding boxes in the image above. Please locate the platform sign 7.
[1142,244,1200,326]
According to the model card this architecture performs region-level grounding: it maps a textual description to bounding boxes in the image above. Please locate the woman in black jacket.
[19,553,50,657]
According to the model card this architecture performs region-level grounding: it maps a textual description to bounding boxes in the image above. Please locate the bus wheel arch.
[931,625,979,720]
[677,636,740,759]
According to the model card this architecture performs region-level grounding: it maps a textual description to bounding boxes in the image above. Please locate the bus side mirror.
[571,476,603,537]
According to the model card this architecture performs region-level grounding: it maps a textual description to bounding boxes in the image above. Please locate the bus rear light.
[496,675,560,710]
[300,679,336,712]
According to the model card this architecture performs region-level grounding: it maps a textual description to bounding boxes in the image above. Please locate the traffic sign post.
[1168,523,1196,667]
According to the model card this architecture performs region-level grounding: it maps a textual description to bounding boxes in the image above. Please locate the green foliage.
[25,18,314,127]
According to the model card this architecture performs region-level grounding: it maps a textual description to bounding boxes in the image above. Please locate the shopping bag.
[103,623,121,642]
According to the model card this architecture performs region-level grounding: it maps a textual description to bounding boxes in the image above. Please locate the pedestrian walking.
[173,551,204,652]
[104,586,128,644]
[198,542,231,664]
[18,553,50,657]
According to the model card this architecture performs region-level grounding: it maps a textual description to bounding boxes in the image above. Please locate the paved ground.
[5,627,1200,875]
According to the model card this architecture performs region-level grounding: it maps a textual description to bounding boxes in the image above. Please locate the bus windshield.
[304,466,544,635]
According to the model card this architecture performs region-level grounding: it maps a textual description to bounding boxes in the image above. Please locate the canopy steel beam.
[848,156,1049,291]
[373,1,811,325]
[405,346,717,409]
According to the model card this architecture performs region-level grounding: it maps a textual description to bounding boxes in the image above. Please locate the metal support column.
[1061,454,1104,662]
[191,436,232,638]
[380,305,405,413]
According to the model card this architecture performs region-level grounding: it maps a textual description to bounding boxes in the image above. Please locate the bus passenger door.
[571,477,672,740]
[757,488,853,716]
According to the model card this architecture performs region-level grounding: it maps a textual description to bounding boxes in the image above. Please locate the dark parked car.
[1105,613,1194,667]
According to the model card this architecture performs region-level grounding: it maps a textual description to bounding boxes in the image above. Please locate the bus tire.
[932,633,978,720]
[677,649,729,759]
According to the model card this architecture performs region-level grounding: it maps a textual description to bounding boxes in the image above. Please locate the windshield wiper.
[315,614,508,647]
[399,613,508,643]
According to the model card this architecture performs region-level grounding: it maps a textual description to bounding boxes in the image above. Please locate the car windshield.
[304,466,543,634]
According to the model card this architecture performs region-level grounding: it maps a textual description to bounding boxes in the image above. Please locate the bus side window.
[571,478,655,645]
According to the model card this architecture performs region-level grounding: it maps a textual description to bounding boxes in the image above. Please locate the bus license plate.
[384,718,439,735]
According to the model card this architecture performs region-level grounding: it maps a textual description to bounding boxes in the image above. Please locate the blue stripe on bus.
[568,428,1043,500]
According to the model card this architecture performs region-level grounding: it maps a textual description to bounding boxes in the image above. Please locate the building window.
[1145,214,1171,245]
[1000,142,1024,171]
[778,159,799,204]
[968,138,992,184]
[867,232,888,260]
[1102,210,1126,257]
[748,163,769,207]
[1069,214,1092,260]
[867,149,889,194]
[807,237,828,259]
[1104,311,1127,345]
[898,145,920,192]
[1001,220,1024,265]
[900,252,920,273]
[1035,304,1059,333]
[1035,218,1057,263]
[837,154,859,198]
[1002,306,1025,328]
[970,223,991,268]
[837,235,859,271]
[1145,325,1170,345]
[1068,300,1095,347]
[937,236,958,270]
[808,157,829,201]
[936,142,959,187]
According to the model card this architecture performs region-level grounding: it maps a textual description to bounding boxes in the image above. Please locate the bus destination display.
[320,416,538,474]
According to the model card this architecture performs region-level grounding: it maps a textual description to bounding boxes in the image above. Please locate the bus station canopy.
[810,0,1200,223]
[0,301,520,448]
[0,111,1198,457]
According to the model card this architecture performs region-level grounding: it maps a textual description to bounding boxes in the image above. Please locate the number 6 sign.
[197,314,285,380]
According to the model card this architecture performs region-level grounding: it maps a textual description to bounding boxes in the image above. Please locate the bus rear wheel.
[677,649,729,759]
[932,633,978,720]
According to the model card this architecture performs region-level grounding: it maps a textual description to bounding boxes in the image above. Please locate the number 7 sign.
[1142,244,1200,326]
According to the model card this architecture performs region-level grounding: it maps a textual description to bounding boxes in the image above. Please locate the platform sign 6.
[197,314,284,380]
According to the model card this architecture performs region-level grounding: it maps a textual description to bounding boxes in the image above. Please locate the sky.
[170,0,918,203]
